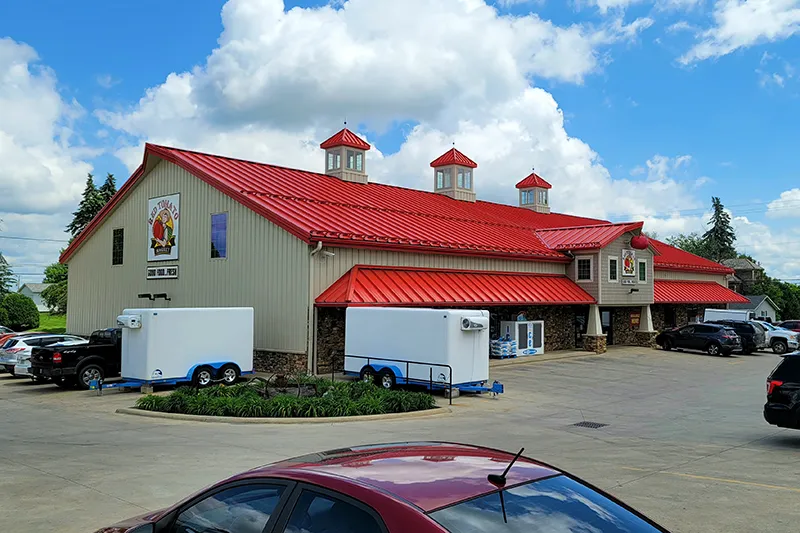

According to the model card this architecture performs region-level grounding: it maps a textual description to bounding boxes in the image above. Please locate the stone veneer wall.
[253,351,307,374]
[583,335,607,353]
[651,303,725,332]
[316,307,346,374]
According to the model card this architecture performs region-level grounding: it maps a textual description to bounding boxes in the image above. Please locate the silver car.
[1,335,85,376]
[13,338,90,381]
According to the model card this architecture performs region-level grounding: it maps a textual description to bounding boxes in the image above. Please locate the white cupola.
[430,147,478,202]
[319,127,371,184]
[516,169,552,214]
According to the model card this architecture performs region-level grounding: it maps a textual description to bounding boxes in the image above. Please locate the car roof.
[250,442,560,512]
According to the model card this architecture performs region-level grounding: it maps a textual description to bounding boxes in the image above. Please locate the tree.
[2,293,40,330]
[98,172,117,203]
[41,282,67,315]
[703,197,737,262]
[43,262,68,284]
[66,173,105,238]
[0,254,14,296]
[665,233,711,259]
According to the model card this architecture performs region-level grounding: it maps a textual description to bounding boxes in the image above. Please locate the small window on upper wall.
[436,170,445,189]
[457,169,464,188]
[638,260,647,282]
[576,257,592,282]
[112,228,124,265]
[443,168,452,188]
[346,150,363,171]
[464,170,472,189]
[327,151,341,170]
[211,213,228,259]
[355,151,363,171]
[609,257,619,282]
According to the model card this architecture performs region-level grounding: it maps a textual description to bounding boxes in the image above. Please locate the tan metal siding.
[312,248,567,298]
[654,270,728,285]
[66,160,310,353]
[599,234,654,305]
[568,252,599,302]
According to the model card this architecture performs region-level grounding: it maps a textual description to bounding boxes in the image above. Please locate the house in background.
[728,294,780,322]
[722,258,764,294]
[19,283,52,312]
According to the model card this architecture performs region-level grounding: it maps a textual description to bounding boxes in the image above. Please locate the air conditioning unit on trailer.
[461,317,489,331]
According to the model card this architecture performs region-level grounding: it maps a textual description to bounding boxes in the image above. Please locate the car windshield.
[429,475,662,533]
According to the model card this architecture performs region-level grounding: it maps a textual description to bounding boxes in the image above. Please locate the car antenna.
[488,447,524,487]
[488,447,524,524]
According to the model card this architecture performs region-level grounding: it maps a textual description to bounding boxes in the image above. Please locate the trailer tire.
[359,365,377,385]
[193,366,214,388]
[219,364,240,385]
[378,368,396,390]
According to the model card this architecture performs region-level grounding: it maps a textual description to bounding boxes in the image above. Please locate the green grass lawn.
[31,313,67,334]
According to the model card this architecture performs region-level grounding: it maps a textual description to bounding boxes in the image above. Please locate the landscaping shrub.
[134,378,437,418]
[2,293,40,330]
[0,307,8,327]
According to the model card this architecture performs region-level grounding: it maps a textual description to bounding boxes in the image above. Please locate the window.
[638,260,647,282]
[346,150,363,171]
[112,228,124,265]
[608,257,619,282]
[761,310,768,317]
[211,213,228,259]
[457,169,464,188]
[443,168,452,188]
[284,490,383,533]
[172,483,285,533]
[430,475,661,533]
[576,257,592,282]
[436,170,444,189]
[464,170,472,189]
[327,151,341,170]
[539,190,547,204]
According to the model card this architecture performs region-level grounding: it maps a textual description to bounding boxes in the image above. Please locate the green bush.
[134,378,437,418]
[0,307,8,327]
[2,293,40,330]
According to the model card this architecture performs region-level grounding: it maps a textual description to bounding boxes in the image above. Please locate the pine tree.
[98,172,117,203]
[0,253,15,295]
[702,197,737,262]
[66,173,105,238]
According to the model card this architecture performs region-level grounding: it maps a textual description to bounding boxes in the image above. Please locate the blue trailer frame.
[89,362,255,391]
[343,355,504,404]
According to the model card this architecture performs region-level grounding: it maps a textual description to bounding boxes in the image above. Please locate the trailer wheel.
[193,366,214,388]
[219,364,240,385]
[359,365,377,384]
[378,369,396,390]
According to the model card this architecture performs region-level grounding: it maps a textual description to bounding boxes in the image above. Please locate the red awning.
[654,280,750,304]
[315,265,596,307]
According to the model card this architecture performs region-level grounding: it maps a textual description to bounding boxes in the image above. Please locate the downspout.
[307,241,323,373]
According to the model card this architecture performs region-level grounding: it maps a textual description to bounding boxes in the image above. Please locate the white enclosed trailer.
[704,309,754,322]
[115,307,254,386]
[343,307,502,394]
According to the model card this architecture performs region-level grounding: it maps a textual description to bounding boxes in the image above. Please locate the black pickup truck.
[30,328,122,389]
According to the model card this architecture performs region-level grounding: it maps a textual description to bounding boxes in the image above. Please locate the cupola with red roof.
[320,126,371,184]
[516,169,552,214]
[430,146,478,203]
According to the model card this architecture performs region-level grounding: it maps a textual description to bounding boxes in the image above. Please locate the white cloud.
[733,215,800,279]
[766,188,800,218]
[586,0,701,12]
[667,20,697,32]
[680,0,800,64]
[0,38,93,277]
[96,73,120,89]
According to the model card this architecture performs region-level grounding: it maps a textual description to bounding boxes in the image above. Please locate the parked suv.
[764,354,800,429]
[706,320,766,354]
[656,323,741,356]
[757,321,800,354]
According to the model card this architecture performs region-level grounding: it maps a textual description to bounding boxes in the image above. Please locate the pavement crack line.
[610,428,789,492]
[4,456,151,512]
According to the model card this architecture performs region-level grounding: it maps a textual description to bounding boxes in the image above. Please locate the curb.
[115,405,452,424]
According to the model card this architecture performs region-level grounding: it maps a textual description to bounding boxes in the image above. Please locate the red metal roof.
[61,144,608,263]
[534,222,644,251]
[654,280,749,304]
[516,172,552,190]
[650,239,734,274]
[430,148,478,168]
[319,128,371,150]
[315,265,596,306]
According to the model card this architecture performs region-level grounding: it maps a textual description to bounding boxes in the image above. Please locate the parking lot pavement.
[1,348,799,533]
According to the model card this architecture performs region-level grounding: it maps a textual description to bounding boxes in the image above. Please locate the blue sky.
[1,0,800,282]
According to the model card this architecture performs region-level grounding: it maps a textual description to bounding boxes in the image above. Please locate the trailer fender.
[369,363,404,379]
[185,361,240,381]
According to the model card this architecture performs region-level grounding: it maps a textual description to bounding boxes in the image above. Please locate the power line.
[0,235,69,243]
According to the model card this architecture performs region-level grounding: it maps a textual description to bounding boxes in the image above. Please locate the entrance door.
[601,310,613,345]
